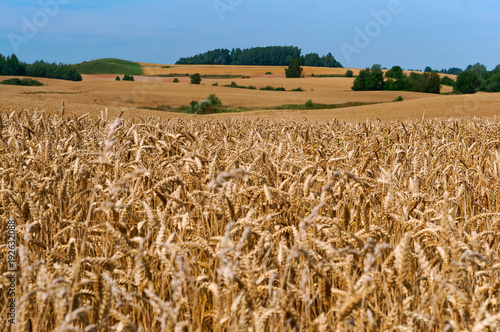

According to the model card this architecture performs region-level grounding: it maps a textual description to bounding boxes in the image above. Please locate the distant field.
[139,63,360,77]
[72,58,144,75]
[140,63,457,79]
[0,64,494,122]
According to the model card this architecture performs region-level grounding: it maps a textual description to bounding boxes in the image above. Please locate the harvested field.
[139,64,457,80]
[139,64,361,77]
[1,111,499,330]
[216,92,500,122]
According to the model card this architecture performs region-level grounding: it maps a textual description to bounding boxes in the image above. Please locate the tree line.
[176,46,343,67]
[352,65,442,94]
[0,53,82,81]
[454,63,500,94]
[352,63,500,94]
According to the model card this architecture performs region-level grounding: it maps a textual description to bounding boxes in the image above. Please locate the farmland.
[0,110,499,330]
[1,63,500,331]
[1,63,499,123]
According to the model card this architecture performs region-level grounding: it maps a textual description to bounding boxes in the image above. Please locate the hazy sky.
[1,0,499,70]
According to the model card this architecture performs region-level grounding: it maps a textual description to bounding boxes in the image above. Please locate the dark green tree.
[0,54,6,75]
[406,72,440,94]
[285,58,303,78]
[454,70,481,94]
[466,63,488,79]
[322,53,343,68]
[304,53,323,67]
[427,72,441,94]
[190,73,201,84]
[365,64,384,90]
[345,70,354,78]
[385,66,404,79]
[486,73,500,92]
[384,77,408,91]
[352,68,370,91]
[5,54,26,76]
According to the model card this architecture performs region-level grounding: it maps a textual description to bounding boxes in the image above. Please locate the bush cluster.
[190,73,201,84]
[189,94,222,114]
[1,78,44,86]
[223,81,257,90]
[260,86,285,91]
[352,64,441,94]
[454,63,500,94]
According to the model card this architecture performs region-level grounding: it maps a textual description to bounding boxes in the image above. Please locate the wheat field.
[1,110,499,331]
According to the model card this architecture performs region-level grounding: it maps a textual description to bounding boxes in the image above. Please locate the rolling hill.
[72,58,143,75]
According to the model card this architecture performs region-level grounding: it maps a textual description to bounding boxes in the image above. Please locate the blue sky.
[0,0,499,70]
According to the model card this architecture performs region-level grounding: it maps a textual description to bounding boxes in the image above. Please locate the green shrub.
[291,87,304,91]
[208,94,222,106]
[173,78,179,83]
[115,76,121,81]
[1,78,44,86]
[260,86,285,91]
[189,94,223,114]
[260,86,274,90]
[190,73,201,84]
[224,81,256,90]
[190,100,198,111]
[265,72,272,75]
[345,70,354,78]
[393,95,404,102]
[123,75,135,81]
[212,82,218,86]
[305,99,314,108]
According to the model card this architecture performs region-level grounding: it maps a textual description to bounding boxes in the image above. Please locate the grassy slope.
[72,58,143,75]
